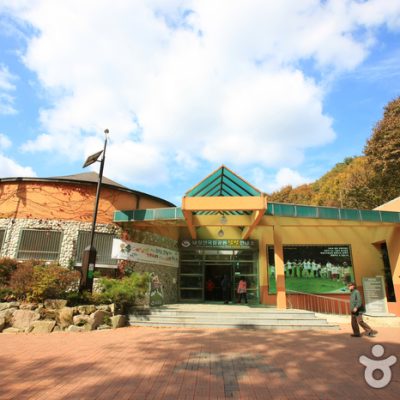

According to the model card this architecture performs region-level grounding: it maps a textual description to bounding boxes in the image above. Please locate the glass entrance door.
[180,250,204,301]
[179,248,259,303]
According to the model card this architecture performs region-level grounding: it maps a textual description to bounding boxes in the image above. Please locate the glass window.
[233,261,256,275]
[180,250,203,261]
[180,289,203,300]
[75,231,117,266]
[233,250,254,260]
[180,262,202,274]
[17,229,62,261]
[180,275,203,288]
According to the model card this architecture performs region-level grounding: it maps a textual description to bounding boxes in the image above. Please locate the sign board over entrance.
[180,239,258,249]
[362,276,389,315]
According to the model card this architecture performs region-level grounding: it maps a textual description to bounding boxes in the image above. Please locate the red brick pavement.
[0,324,399,400]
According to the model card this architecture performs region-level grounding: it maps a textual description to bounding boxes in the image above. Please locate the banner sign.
[112,239,179,268]
[180,239,258,249]
[362,276,389,315]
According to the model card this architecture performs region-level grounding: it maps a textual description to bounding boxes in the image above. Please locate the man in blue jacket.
[348,282,377,337]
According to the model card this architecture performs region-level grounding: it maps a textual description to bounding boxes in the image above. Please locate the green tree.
[364,97,400,206]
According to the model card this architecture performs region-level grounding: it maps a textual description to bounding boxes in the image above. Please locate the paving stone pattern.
[0,325,399,399]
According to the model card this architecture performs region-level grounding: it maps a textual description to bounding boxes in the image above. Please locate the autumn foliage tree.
[364,97,400,206]
[269,97,400,209]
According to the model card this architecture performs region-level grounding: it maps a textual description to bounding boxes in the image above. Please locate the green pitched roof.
[185,165,261,198]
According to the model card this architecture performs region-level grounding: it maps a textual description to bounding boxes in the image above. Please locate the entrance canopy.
[182,166,267,240]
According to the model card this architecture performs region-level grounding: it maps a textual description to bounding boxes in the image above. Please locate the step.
[127,320,339,330]
[143,310,318,319]
[129,316,332,326]
[127,305,339,330]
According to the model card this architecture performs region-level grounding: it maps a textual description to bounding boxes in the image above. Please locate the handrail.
[287,290,351,315]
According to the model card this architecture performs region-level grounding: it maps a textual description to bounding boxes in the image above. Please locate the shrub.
[0,257,18,286]
[0,286,13,301]
[65,290,95,307]
[9,261,80,302]
[8,261,35,299]
[31,264,80,301]
[94,272,149,310]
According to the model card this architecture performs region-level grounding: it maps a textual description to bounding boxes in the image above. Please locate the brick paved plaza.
[1,324,399,400]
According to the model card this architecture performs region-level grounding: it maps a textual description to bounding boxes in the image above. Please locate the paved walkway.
[1,324,399,400]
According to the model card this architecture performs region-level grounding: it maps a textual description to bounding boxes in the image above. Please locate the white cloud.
[275,167,312,189]
[0,154,36,177]
[2,0,400,185]
[0,133,12,149]
[0,133,37,177]
[0,64,17,114]
[251,166,312,194]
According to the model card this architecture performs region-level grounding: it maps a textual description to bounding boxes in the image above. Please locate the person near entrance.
[237,277,248,304]
[348,282,377,337]
[221,274,231,304]
[206,277,216,301]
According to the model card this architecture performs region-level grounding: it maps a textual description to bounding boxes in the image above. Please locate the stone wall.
[132,263,178,304]
[122,227,179,304]
[0,300,126,334]
[0,217,120,267]
[0,219,180,304]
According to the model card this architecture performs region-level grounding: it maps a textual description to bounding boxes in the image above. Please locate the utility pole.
[79,129,109,292]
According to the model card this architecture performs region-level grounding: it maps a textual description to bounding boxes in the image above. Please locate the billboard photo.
[267,245,354,294]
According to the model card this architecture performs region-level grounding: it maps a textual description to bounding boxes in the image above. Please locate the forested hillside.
[268,97,400,209]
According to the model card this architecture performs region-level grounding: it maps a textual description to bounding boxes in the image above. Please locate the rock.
[11,310,40,331]
[52,326,62,332]
[57,307,74,328]
[111,315,126,329]
[0,316,5,332]
[77,305,96,315]
[2,327,24,334]
[30,320,56,333]
[44,299,67,309]
[0,302,20,311]
[0,308,18,325]
[89,310,111,330]
[19,303,37,310]
[97,324,111,330]
[67,325,85,332]
[96,304,111,312]
[42,309,58,320]
[73,314,90,326]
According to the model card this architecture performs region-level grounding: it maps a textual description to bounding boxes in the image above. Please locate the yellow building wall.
[164,212,400,313]
[253,220,398,313]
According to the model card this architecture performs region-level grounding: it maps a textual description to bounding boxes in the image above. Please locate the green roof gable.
[185,165,261,198]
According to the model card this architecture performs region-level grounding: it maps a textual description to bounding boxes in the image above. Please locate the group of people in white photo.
[270,259,353,283]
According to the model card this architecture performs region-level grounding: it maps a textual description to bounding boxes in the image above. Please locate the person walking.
[221,274,231,304]
[348,282,377,337]
[237,277,248,304]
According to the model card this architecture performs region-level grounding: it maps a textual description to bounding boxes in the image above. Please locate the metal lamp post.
[79,129,109,292]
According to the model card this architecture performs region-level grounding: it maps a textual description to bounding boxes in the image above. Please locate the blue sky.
[0,1,400,205]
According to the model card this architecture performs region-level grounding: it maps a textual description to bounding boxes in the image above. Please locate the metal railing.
[287,290,351,315]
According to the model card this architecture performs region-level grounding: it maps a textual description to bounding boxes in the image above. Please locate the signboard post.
[362,276,389,316]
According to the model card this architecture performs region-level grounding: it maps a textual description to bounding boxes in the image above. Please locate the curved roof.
[0,172,175,207]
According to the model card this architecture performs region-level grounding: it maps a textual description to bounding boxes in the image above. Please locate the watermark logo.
[359,344,397,389]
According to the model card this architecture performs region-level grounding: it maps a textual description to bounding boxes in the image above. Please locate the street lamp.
[79,129,109,292]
